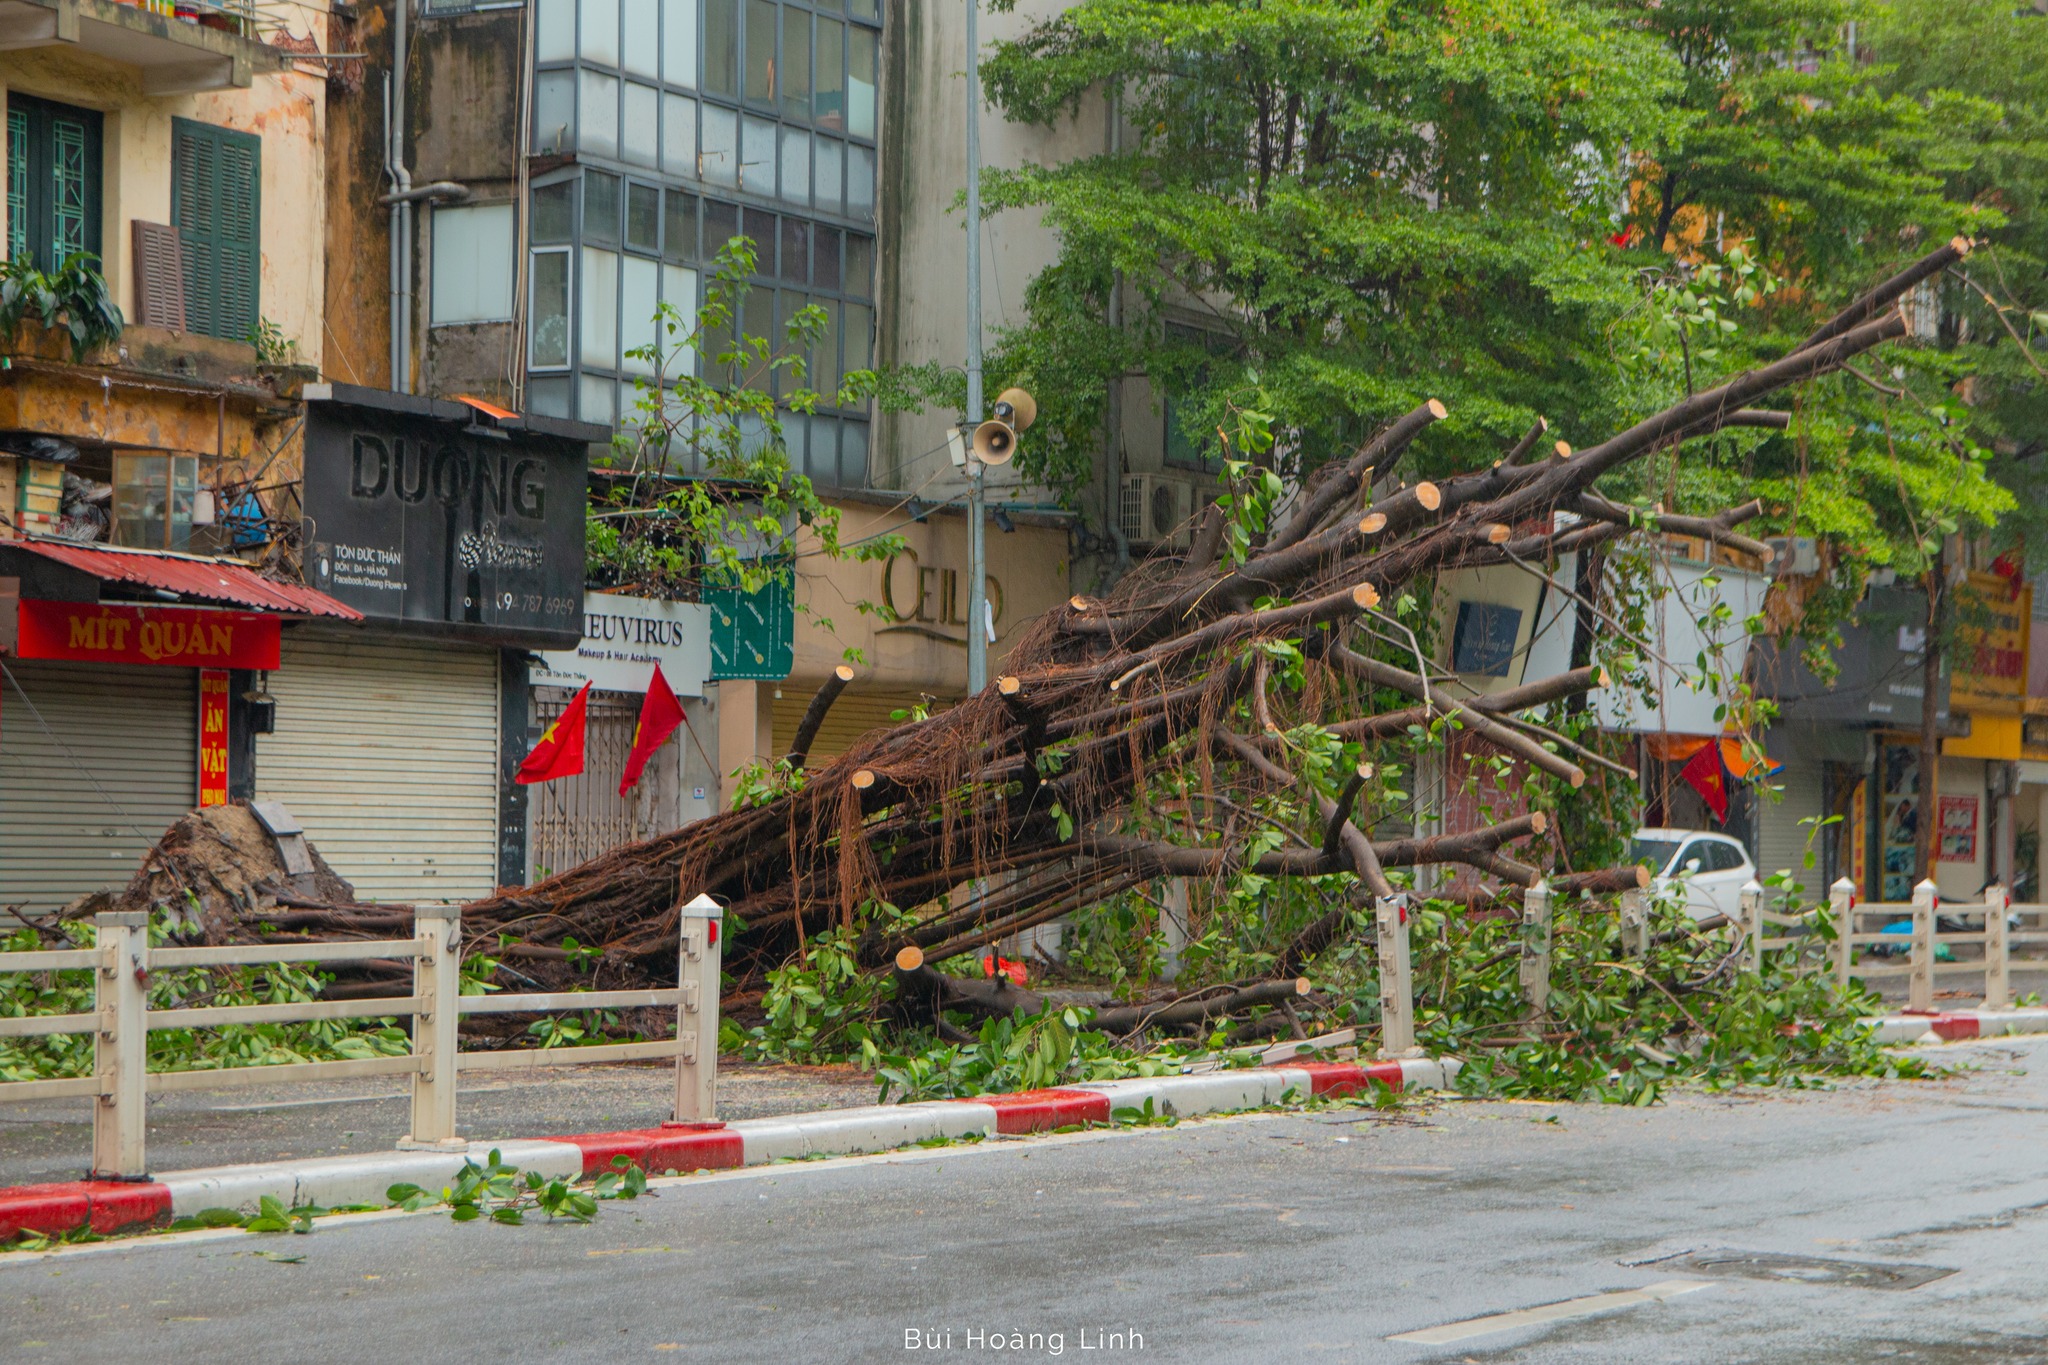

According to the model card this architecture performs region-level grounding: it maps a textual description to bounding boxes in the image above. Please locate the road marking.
[1388,1280,1715,1345]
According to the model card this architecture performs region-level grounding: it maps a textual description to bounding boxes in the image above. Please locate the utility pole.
[1917,536,1948,883]
[964,0,988,694]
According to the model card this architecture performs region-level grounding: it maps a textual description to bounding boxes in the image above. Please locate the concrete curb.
[1865,1007,2048,1046]
[1,1055,1464,1238]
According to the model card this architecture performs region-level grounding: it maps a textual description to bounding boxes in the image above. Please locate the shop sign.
[878,548,1004,645]
[533,592,713,696]
[301,398,587,645]
[1938,794,1979,863]
[1949,570,2029,713]
[707,568,795,682]
[198,669,230,807]
[15,600,280,669]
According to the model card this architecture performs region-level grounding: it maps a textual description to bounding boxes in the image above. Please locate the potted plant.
[0,254,125,364]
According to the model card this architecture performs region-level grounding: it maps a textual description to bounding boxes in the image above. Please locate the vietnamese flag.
[1679,741,1730,823]
[619,664,686,796]
[517,682,590,784]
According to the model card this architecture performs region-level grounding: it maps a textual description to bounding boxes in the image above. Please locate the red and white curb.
[0,1056,1458,1238]
[1864,1007,2048,1046]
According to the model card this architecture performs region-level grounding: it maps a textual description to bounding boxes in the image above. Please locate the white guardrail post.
[402,906,465,1151]
[672,894,725,1122]
[1910,878,1938,1014]
[1829,877,1856,990]
[1740,879,1765,971]
[1518,879,1553,1018]
[91,911,149,1179]
[1985,882,2010,1011]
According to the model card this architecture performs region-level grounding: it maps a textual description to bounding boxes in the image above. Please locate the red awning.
[10,540,363,620]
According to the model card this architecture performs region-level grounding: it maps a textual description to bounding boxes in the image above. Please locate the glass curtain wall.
[529,0,878,487]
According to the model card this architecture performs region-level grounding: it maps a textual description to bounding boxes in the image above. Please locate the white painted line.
[1388,1279,1715,1345]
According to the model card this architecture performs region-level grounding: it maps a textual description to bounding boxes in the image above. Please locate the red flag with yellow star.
[517,682,590,784]
[619,665,686,796]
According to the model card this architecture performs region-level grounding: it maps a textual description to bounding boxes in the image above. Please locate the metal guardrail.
[0,896,725,1178]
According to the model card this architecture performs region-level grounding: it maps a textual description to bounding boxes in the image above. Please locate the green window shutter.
[172,118,260,341]
[6,95,102,273]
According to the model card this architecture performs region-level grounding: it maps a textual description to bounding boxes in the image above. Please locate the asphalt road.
[9,1038,2048,1364]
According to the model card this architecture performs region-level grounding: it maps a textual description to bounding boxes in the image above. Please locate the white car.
[1631,828,1757,921]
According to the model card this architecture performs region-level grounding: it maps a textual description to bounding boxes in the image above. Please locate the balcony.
[0,0,294,95]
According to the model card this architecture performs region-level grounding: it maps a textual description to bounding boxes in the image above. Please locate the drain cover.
[1671,1251,1954,1291]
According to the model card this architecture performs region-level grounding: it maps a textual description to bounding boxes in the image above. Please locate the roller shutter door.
[770,686,958,765]
[256,632,500,904]
[527,688,680,880]
[0,659,195,912]
[1755,752,1826,904]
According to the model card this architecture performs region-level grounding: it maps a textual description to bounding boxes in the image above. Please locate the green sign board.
[705,564,795,681]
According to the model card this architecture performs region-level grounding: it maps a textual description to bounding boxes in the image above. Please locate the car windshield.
[1631,838,1684,873]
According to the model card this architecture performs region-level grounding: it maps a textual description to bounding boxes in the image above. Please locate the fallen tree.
[440,238,1968,1027]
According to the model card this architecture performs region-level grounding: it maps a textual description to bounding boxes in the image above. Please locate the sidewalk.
[0,1057,1458,1241]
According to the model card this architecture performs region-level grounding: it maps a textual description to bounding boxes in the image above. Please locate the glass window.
[622,0,658,78]
[814,137,842,214]
[813,295,840,397]
[743,285,773,390]
[584,170,621,243]
[779,216,809,283]
[580,0,618,67]
[581,245,620,368]
[812,226,840,290]
[742,115,777,196]
[662,93,697,177]
[533,72,576,153]
[704,0,738,97]
[530,249,571,367]
[532,180,575,244]
[807,417,837,483]
[527,375,572,418]
[114,453,197,551]
[847,26,875,139]
[535,0,576,62]
[781,9,811,123]
[847,143,874,219]
[778,125,810,206]
[845,232,872,296]
[663,0,698,89]
[623,82,660,166]
[626,182,660,252]
[848,0,877,20]
[742,207,775,267]
[701,105,738,186]
[814,18,844,130]
[745,0,777,104]
[579,69,620,158]
[843,300,871,373]
[622,254,660,375]
[1630,837,1683,873]
[431,203,515,325]
[704,199,739,256]
[661,262,698,364]
[580,372,618,427]
[839,418,868,485]
[663,189,697,262]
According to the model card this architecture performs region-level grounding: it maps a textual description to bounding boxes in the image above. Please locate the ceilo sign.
[15,600,281,669]
[301,385,600,647]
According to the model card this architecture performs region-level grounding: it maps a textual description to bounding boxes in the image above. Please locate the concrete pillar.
[714,680,773,809]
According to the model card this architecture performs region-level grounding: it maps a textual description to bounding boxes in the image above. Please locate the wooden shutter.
[130,221,187,330]
[171,118,260,342]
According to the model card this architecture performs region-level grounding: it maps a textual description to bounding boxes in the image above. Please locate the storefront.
[0,540,359,911]
[278,384,602,902]
[713,494,1073,803]
[528,591,718,878]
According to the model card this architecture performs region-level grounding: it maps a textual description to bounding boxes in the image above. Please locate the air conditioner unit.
[1119,474,1196,550]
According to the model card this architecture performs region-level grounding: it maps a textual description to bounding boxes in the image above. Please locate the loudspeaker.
[993,387,1037,431]
[972,418,1018,464]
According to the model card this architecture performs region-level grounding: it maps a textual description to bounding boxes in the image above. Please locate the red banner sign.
[198,668,230,807]
[15,600,280,670]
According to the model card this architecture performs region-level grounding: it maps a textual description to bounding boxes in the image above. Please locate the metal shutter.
[256,632,500,904]
[526,689,681,880]
[768,686,958,765]
[0,659,195,911]
[1755,753,1826,906]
